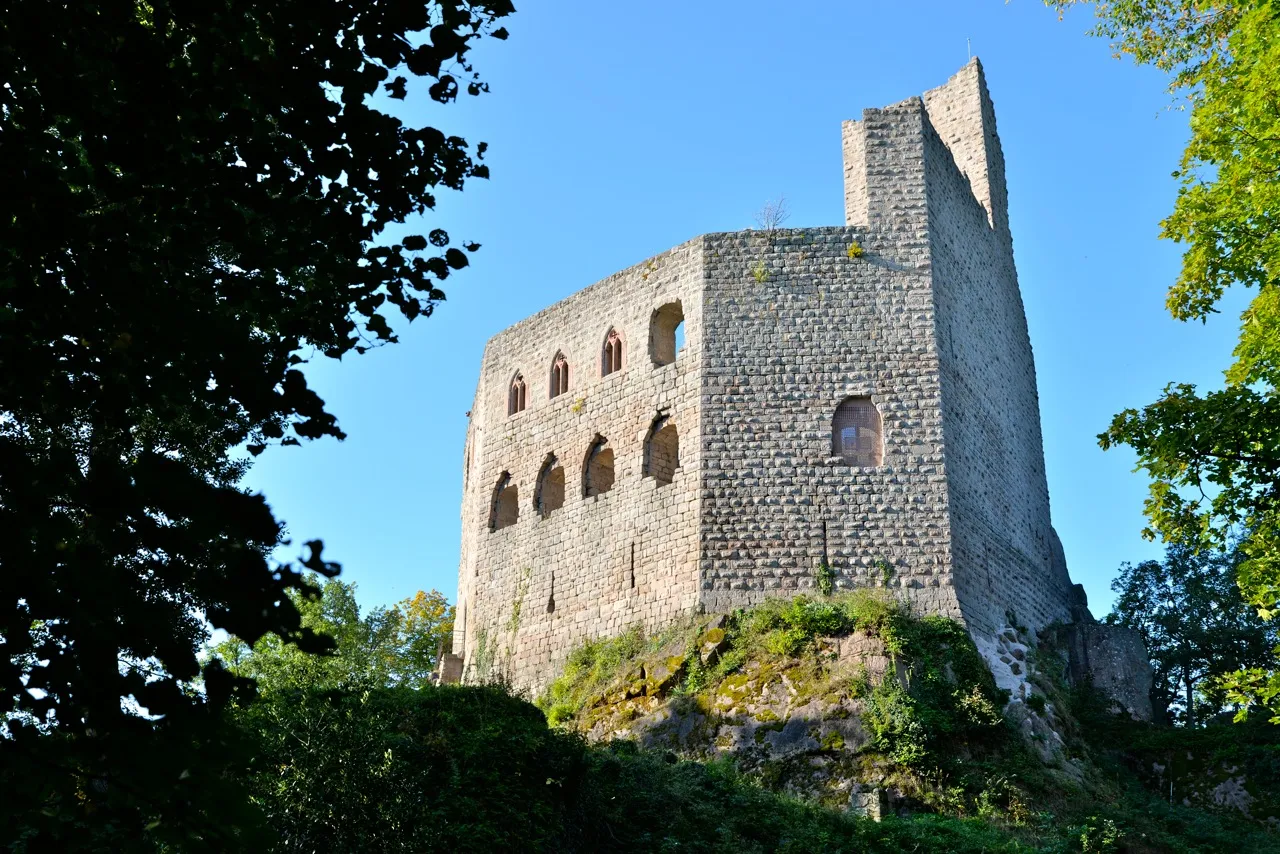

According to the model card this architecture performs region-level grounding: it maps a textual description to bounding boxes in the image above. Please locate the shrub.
[815,560,836,596]
[538,625,646,722]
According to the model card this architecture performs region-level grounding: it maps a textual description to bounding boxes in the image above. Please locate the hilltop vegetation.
[528,592,1280,853]
[5,0,1279,848]
[185,589,1280,851]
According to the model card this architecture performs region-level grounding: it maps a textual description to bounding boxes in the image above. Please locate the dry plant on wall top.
[754,195,791,232]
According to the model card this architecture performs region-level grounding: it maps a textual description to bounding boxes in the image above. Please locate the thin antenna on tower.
[967,37,972,60]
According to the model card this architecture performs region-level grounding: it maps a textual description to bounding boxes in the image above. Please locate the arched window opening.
[644,415,679,487]
[490,472,519,531]
[832,397,883,466]
[583,436,615,498]
[508,374,527,415]
[649,301,685,367]
[549,352,569,399]
[602,328,624,376]
[536,455,566,519]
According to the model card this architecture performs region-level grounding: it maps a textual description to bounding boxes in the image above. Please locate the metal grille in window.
[832,397,882,466]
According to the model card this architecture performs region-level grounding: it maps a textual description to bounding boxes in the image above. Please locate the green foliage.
[1051,1,1280,716]
[213,579,455,694]
[537,625,648,722]
[567,742,1037,853]
[876,558,896,586]
[222,591,1280,853]
[1071,817,1122,853]
[3,707,270,851]
[0,0,509,842]
[1107,538,1276,724]
[815,560,836,596]
[543,593,1006,771]
[864,678,931,766]
[847,240,865,258]
[736,589,913,658]
[236,685,578,853]
[234,677,1280,853]
[750,259,770,283]
[235,680,1046,853]
[861,615,1006,767]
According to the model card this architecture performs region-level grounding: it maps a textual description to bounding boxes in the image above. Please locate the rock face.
[1056,622,1154,722]
[455,57,1088,693]
[556,611,1017,812]
[576,632,892,808]
[1136,743,1280,824]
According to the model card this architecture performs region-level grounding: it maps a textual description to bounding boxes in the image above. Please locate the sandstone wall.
[455,59,1084,691]
[696,224,961,621]
[919,63,1074,635]
[455,239,705,687]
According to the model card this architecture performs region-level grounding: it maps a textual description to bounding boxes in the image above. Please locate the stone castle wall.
[919,64,1075,634]
[697,225,960,619]
[455,239,705,683]
[455,58,1079,689]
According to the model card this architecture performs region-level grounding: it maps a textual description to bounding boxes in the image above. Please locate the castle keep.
[453,59,1086,689]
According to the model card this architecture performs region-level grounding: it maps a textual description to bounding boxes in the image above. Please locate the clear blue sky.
[243,1,1247,619]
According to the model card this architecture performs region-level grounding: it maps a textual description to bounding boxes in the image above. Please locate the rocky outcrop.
[550,601,1019,813]
[1052,622,1154,722]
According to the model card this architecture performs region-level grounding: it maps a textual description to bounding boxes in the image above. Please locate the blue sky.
[244,1,1247,618]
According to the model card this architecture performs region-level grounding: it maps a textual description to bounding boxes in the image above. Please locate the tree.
[1108,539,1277,725]
[213,579,455,694]
[387,589,457,687]
[753,195,791,232]
[1,0,509,844]
[235,684,577,853]
[1050,1,1280,717]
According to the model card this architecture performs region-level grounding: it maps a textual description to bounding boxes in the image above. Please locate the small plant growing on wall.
[815,560,836,596]
[875,558,895,587]
[847,240,865,259]
[471,627,495,681]
[571,397,585,414]
[750,260,769,284]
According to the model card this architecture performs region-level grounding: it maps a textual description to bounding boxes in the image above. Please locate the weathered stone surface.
[437,653,463,685]
[849,788,889,821]
[579,632,885,804]
[1060,622,1155,722]
[643,655,686,696]
[699,627,730,665]
[453,59,1095,692]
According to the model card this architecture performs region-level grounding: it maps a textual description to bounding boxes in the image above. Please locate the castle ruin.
[452,59,1096,692]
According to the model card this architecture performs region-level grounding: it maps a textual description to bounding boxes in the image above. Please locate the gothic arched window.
[508,373,527,415]
[602,328,624,376]
[549,352,569,399]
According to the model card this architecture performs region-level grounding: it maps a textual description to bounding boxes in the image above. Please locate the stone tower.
[452,59,1083,690]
